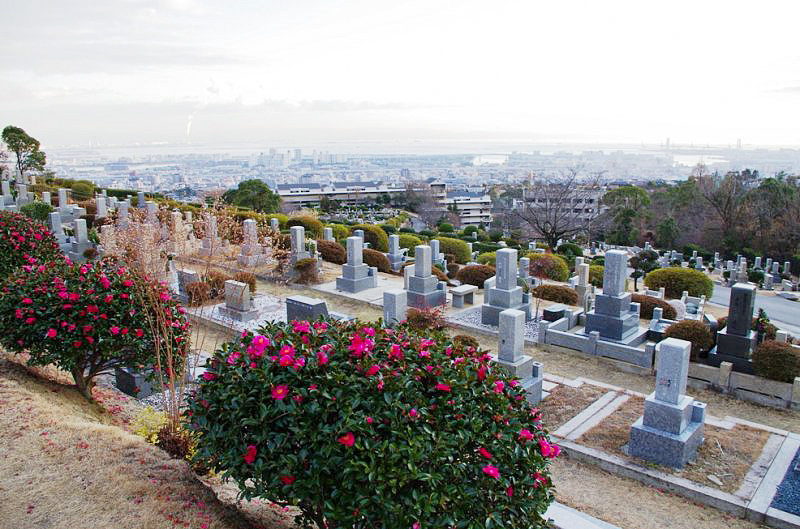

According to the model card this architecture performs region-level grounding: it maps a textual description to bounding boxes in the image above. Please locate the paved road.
[709,283,800,336]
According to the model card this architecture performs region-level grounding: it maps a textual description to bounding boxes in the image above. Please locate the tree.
[222,179,281,213]
[656,217,680,249]
[2,125,46,178]
[696,170,752,252]
[513,169,602,249]
[629,249,659,291]
[602,186,651,246]
[319,194,339,213]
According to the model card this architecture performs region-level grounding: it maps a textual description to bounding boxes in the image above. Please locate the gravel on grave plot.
[187,293,287,333]
[140,385,198,411]
[447,306,540,342]
[771,446,800,516]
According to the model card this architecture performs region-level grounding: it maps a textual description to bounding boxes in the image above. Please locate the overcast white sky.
[3,0,800,149]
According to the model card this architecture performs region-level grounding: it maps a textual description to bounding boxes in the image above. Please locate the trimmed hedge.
[287,216,324,238]
[664,320,712,361]
[477,252,496,266]
[528,254,569,282]
[398,234,422,257]
[327,223,351,241]
[363,248,391,273]
[20,201,55,222]
[753,340,800,383]
[317,240,347,264]
[352,224,389,252]
[435,236,471,264]
[531,285,578,305]
[643,267,713,299]
[588,265,604,288]
[631,294,677,320]
[456,265,496,288]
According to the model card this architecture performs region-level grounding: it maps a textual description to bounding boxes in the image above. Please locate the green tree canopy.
[2,125,46,178]
[222,179,281,213]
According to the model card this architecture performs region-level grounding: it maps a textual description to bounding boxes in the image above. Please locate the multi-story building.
[276,180,405,209]
[415,178,493,227]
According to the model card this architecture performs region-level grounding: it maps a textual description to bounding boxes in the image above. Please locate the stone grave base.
[481,301,531,326]
[217,306,260,322]
[407,288,446,309]
[628,417,704,468]
[579,326,649,347]
[336,274,377,293]
[705,347,755,375]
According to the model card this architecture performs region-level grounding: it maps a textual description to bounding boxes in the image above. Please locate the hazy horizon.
[5,1,800,149]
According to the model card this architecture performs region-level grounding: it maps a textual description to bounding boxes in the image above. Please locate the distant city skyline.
[4,1,800,148]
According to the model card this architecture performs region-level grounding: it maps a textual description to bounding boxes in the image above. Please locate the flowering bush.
[188,319,557,529]
[0,210,64,279]
[0,256,191,399]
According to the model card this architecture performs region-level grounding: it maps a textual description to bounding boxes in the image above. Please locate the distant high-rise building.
[737,138,742,150]
[293,149,302,162]
[400,168,410,178]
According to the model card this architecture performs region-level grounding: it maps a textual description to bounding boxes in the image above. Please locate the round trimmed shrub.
[435,236,470,264]
[379,223,396,234]
[266,213,289,230]
[328,223,350,241]
[631,294,677,320]
[317,240,347,264]
[663,320,713,361]
[288,215,324,238]
[398,234,422,257]
[456,264,496,288]
[20,201,55,222]
[463,225,478,235]
[528,254,570,282]
[753,341,800,383]
[352,224,389,252]
[477,252,496,266]
[644,267,713,299]
[363,248,391,273]
[0,256,191,399]
[589,265,604,288]
[188,320,557,529]
[531,285,578,305]
[0,211,64,279]
[556,242,583,258]
[438,222,454,233]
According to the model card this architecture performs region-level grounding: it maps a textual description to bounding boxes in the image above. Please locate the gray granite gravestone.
[137,191,146,208]
[387,234,406,272]
[494,308,543,404]
[323,227,334,241]
[176,269,200,302]
[217,280,259,322]
[199,214,221,257]
[270,217,280,231]
[481,248,531,325]
[238,218,266,266]
[68,218,94,262]
[95,196,107,218]
[772,261,780,275]
[407,245,446,308]
[41,191,51,205]
[583,249,646,344]
[629,337,705,468]
[335,236,378,293]
[707,282,757,373]
[58,188,70,213]
[286,295,329,321]
[49,211,67,245]
[383,289,407,327]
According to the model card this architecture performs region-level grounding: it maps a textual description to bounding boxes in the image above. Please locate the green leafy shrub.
[463,225,478,235]
[0,211,64,279]
[531,285,578,305]
[0,256,191,399]
[379,224,396,234]
[631,294,676,320]
[327,223,350,241]
[489,230,504,242]
[71,181,94,200]
[399,227,416,234]
[748,269,765,284]
[20,201,55,222]
[188,320,557,529]
[473,242,501,254]
[317,240,347,264]
[556,243,583,258]
[363,248,391,273]
[753,341,800,383]
[266,213,289,230]
[398,234,422,257]
[438,222,454,233]
[456,264,496,288]
[419,229,436,238]
[643,267,713,299]
[528,254,569,282]
[664,320,712,361]
[435,236,470,264]
[352,224,389,252]
[588,265,604,288]
[288,216,324,238]
[477,252,496,266]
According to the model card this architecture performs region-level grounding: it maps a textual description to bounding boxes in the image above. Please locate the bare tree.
[513,169,602,248]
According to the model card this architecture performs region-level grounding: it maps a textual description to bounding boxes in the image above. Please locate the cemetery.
[0,175,799,529]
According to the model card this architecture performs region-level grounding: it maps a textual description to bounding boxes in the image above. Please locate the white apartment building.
[277,180,405,208]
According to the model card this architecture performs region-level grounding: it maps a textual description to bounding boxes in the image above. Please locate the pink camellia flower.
[338,432,355,447]
[308,384,318,391]
[506,486,513,498]
[408,408,419,419]
[539,439,560,458]
[509,380,519,387]
[533,471,547,487]
[418,350,431,358]
[244,445,257,464]
[159,291,171,302]
[435,383,451,392]
[366,365,380,377]
[21,298,32,304]
[292,357,306,370]
[279,355,293,367]
[366,417,374,424]
[292,320,310,333]
[272,385,289,400]
[412,523,420,529]
[482,465,500,479]
[362,326,376,337]
[494,381,505,394]
[518,428,534,441]
[388,344,404,361]
[279,345,295,357]
[317,351,329,365]
[313,321,328,332]
[135,328,144,337]
[280,475,296,485]
[25,317,36,324]
[123,279,134,287]
[110,326,120,335]
[201,372,216,381]
[46,329,57,339]
[227,352,241,365]
[477,366,487,381]
[479,447,492,459]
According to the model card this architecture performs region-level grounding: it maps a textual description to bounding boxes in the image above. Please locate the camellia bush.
[187,319,557,529]
[0,210,64,279]
[0,256,191,399]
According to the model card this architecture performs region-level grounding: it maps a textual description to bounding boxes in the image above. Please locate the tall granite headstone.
[583,249,645,344]
[335,236,377,293]
[481,248,531,325]
[707,283,757,373]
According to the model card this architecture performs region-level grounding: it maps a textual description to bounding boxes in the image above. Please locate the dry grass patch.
[540,384,608,431]
[577,396,771,494]
[0,356,296,529]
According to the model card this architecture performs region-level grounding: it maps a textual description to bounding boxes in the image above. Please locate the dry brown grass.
[577,396,770,493]
[0,357,296,529]
[540,384,608,431]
